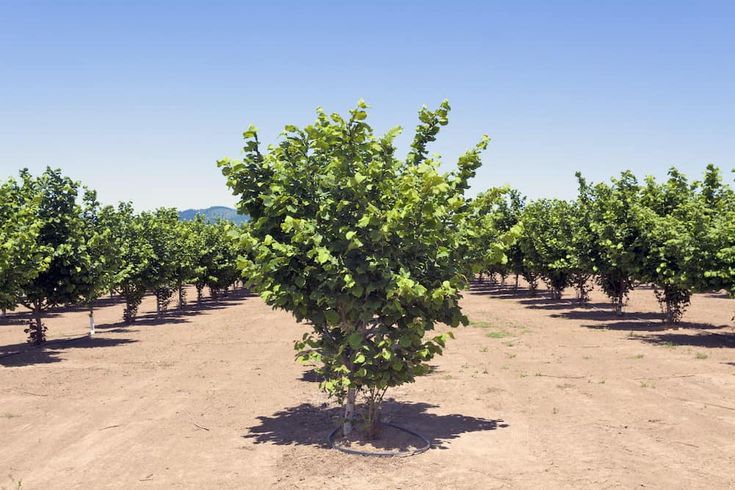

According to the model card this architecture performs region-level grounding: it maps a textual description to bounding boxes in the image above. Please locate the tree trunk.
[514,273,519,292]
[343,387,356,436]
[1,308,6,319]
[88,303,95,337]
[32,303,44,345]
[614,301,623,316]
[156,293,162,319]
[178,285,185,311]
[366,397,380,440]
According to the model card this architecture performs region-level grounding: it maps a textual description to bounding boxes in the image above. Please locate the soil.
[1,283,735,489]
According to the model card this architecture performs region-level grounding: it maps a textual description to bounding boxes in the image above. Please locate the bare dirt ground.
[1,283,735,489]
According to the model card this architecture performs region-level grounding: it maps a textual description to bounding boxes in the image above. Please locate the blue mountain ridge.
[178,206,249,225]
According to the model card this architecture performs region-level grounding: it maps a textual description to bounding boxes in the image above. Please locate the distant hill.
[178,206,249,225]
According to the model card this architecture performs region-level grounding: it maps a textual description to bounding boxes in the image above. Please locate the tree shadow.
[520,298,610,311]
[300,369,322,383]
[581,319,729,333]
[467,283,538,298]
[636,331,735,349]
[702,291,733,299]
[555,309,664,322]
[0,336,138,367]
[94,317,193,330]
[0,311,62,325]
[243,400,507,450]
[95,291,253,330]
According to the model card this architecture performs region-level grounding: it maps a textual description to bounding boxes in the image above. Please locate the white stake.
[89,307,95,337]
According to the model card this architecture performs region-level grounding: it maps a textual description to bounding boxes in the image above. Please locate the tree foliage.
[519,199,577,300]
[579,171,644,315]
[220,100,494,436]
[15,168,93,343]
[0,173,50,314]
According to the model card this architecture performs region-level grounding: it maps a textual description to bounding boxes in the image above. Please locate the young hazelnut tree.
[519,199,577,300]
[15,168,94,344]
[219,100,491,438]
[581,171,644,315]
[0,173,51,318]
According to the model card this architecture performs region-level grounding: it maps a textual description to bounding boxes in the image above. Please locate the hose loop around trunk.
[328,422,431,457]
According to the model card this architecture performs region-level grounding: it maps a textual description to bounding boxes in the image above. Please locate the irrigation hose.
[328,422,431,457]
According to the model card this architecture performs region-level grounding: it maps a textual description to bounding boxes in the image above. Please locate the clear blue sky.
[1,1,733,210]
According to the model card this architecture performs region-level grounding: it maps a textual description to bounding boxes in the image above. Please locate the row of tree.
[480,166,735,323]
[0,168,241,344]
[219,101,735,438]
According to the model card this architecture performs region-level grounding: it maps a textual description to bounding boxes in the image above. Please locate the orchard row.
[473,166,735,323]
[0,168,241,344]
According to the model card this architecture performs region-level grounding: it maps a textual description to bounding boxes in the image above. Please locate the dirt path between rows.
[1,284,734,489]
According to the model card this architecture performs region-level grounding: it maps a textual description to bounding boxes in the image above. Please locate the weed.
[486,330,511,339]
[695,352,708,360]
[470,320,492,328]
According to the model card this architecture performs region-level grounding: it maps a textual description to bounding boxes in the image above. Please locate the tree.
[0,174,51,316]
[74,192,122,335]
[219,100,490,438]
[581,172,643,315]
[519,199,576,300]
[171,217,197,310]
[569,177,596,302]
[16,168,93,344]
[494,189,526,291]
[188,217,241,302]
[701,166,735,316]
[634,169,704,322]
[139,208,181,319]
[461,188,520,285]
[202,220,240,299]
[187,215,212,303]
[114,203,154,324]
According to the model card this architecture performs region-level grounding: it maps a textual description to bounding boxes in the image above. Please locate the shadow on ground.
[468,282,539,298]
[93,288,256,331]
[243,400,507,450]
[0,336,138,367]
[635,332,735,349]
[554,309,664,322]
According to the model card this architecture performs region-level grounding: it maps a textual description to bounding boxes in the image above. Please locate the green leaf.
[324,310,339,325]
[347,332,363,350]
